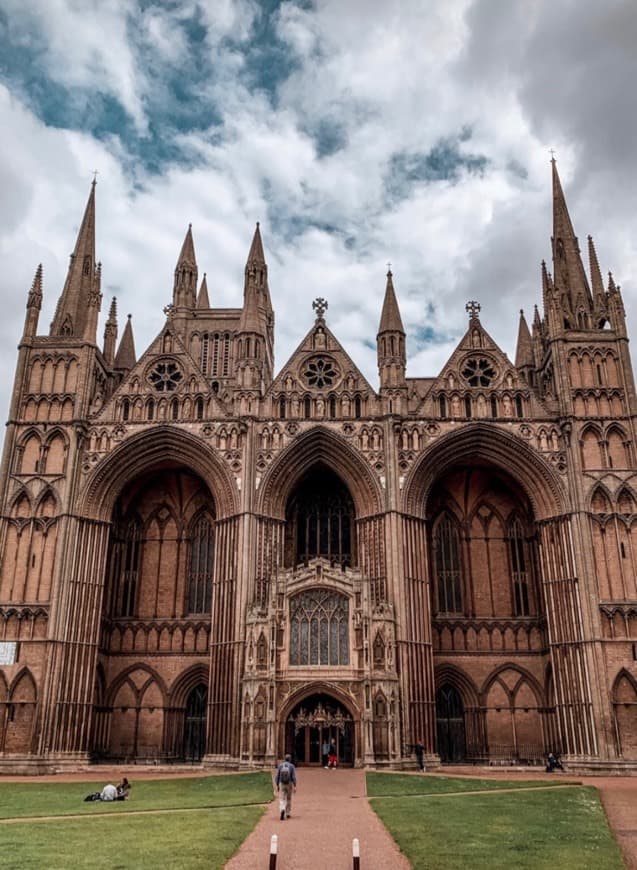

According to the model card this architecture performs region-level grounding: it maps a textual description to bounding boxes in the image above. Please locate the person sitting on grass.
[116,777,131,800]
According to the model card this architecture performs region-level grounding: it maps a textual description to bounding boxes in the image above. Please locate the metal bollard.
[269,833,278,870]
[352,837,360,870]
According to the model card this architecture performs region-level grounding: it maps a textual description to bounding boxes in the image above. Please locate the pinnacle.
[247,222,266,265]
[114,313,136,371]
[515,309,533,369]
[197,273,210,309]
[176,224,197,267]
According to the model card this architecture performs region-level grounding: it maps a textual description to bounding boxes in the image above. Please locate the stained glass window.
[508,517,530,616]
[286,468,354,568]
[289,589,349,666]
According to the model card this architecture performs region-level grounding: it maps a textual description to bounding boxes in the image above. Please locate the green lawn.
[0,773,274,870]
[368,774,624,869]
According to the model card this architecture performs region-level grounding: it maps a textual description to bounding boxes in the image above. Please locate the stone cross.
[466,300,481,319]
[313,297,328,320]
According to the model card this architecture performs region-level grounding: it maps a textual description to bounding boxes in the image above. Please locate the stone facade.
[0,162,636,772]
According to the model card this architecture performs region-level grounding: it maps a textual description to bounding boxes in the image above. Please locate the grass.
[0,773,274,870]
[368,774,624,869]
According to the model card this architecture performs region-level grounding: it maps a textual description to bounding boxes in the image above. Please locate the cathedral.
[0,160,636,773]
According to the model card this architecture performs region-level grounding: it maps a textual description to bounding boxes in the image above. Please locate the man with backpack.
[275,753,297,820]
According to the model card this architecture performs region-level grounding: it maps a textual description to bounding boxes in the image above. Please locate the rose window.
[462,357,496,387]
[148,360,183,392]
[303,356,338,388]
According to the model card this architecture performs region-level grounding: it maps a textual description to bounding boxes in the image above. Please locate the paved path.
[225,768,410,870]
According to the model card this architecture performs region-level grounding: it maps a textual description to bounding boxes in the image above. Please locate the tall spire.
[23,264,43,338]
[378,268,405,335]
[103,297,118,366]
[50,178,100,339]
[515,309,534,369]
[172,224,198,309]
[377,268,406,395]
[197,273,210,309]
[551,158,592,315]
[114,314,136,372]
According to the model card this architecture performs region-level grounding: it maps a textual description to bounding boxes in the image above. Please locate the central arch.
[257,426,383,520]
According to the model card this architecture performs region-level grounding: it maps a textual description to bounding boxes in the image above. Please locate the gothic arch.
[589,482,613,513]
[279,681,360,724]
[169,664,209,708]
[81,426,239,521]
[105,664,168,707]
[480,663,544,706]
[256,426,383,519]
[403,423,565,521]
[434,664,480,707]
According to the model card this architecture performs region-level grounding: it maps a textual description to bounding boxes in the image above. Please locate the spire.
[551,158,592,313]
[50,179,99,339]
[114,314,136,372]
[103,297,118,366]
[378,269,405,335]
[23,264,43,338]
[172,224,198,309]
[541,260,552,311]
[515,309,534,369]
[247,221,265,265]
[197,273,210,309]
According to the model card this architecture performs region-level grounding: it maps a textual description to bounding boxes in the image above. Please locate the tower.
[376,268,407,413]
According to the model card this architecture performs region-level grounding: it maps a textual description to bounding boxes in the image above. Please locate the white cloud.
[1,0,636,446]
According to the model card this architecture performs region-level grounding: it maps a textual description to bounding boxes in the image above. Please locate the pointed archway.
[285,692,355,767]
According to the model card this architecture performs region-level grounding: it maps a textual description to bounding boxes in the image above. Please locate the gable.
[92,323,227,423]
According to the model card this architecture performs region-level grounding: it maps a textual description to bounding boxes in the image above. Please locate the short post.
[352,837,360,869]
[269,834,278,870]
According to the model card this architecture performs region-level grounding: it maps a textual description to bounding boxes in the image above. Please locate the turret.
[235,224,274,391]
[515,309,534,386]
[377,268,406,409]
[50,179,101,341]
[172,224,198,310]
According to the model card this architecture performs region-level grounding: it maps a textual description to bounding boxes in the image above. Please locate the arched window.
[289,589,349,665]
[329,395,337,419]
[464,396,472,418]
[433,514,463,614]
[108,515,141,617]
[515,395,524,418]
[147,399,155,421]
[195,397,204,420]
[200,333,209,374]
[171,398,179,420]
[508,518,530,616]
[286,467,354,568]
[490,395,498,417]
[304,396,311,419]
[354,395,362,419]
[187,513,214,613]
[439,395,447,417]
[279,396,286,420]
[122,398,130,422]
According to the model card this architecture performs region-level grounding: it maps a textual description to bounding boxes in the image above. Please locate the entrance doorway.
[285,693,354,766]
[436,684,466,762]
[183,684,207,761]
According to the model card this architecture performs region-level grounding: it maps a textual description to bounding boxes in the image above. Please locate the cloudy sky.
[0,0,636,430]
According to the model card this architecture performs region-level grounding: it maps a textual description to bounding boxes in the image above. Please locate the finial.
[549,148,556,163]
[520,308,524,316]
[127,313,132,320]
[312,297,328,320]
[92,170,99,185]
[256,221,260,228]
[466,300,481,319]
[163,302,174,316]
[386,261,392,276]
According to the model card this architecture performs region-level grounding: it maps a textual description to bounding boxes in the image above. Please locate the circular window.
[462,357,496,387]
[303,356,338,389]
[148,360,183,392]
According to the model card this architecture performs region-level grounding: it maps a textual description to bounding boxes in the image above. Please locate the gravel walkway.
[224,767,410,870]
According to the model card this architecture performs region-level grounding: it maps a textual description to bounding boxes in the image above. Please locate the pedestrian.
[414,739,425,772]
[327,738,338,769]
[322,737,330,768]
[275,753,297,820]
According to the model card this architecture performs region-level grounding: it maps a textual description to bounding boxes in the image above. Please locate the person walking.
[275,753,297,820]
